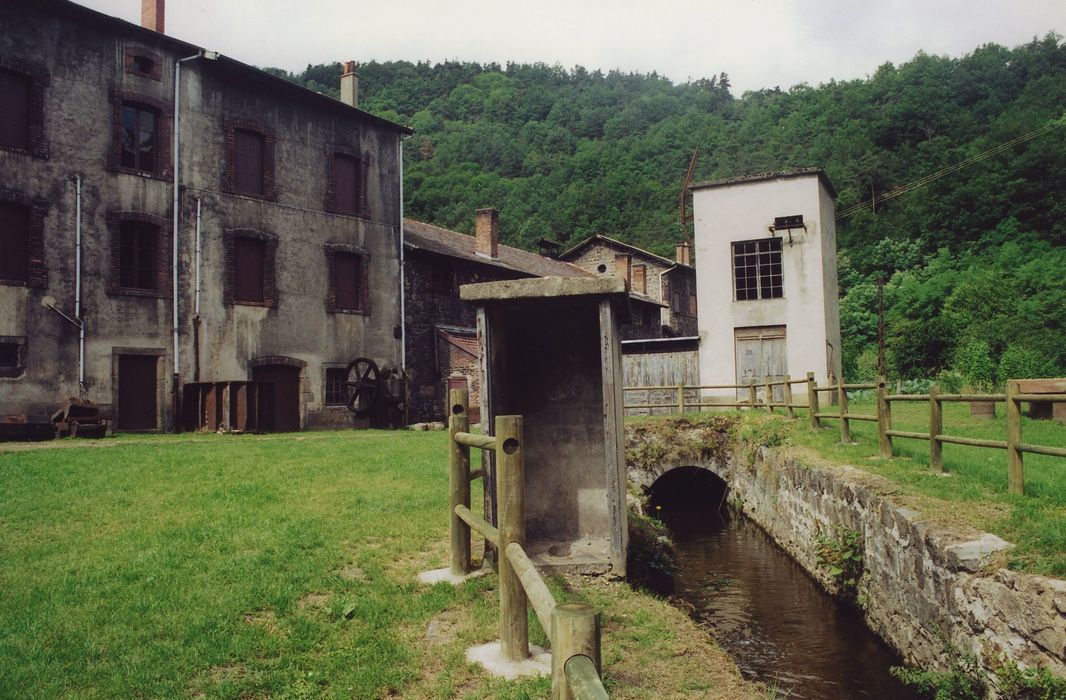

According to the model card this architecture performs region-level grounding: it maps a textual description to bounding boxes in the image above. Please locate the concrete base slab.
[416,567,490,586]
[466,641,551,680]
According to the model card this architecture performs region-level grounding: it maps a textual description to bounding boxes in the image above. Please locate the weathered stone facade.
[0,0,409,430]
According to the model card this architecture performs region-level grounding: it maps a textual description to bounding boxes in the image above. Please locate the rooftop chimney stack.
[340,61,359,108]
[676,242,693,266]
[141,0,165,33]
[475,208,499,259]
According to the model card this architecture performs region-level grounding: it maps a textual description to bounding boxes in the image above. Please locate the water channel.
[647,467,919,700]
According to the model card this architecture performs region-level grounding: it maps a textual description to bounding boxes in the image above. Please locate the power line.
[836,115,1066,221]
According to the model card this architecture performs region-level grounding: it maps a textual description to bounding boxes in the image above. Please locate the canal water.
[648,467,918,700]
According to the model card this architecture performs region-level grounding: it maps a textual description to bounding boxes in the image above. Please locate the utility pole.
[877,278,886,378]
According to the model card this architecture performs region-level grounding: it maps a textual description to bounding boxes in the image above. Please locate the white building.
[691,169,842,401]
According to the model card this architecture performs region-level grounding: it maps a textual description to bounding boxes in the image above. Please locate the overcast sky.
[79,0,1063,94]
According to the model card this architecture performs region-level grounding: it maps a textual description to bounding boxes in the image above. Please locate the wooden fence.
[624,374,1066,496]
[447,389,609,700]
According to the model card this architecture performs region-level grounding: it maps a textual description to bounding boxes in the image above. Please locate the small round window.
[596,264,607,273]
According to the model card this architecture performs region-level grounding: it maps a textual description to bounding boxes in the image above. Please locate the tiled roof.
[435,329,479,357]
[560,234,691,270]
[404,219,592,279]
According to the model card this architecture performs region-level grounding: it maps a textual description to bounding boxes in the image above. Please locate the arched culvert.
[647,466,728,530]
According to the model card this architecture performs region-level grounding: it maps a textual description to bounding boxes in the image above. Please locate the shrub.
[999,346,1058,382]
[891,643,987,700]
[954,340,997,392]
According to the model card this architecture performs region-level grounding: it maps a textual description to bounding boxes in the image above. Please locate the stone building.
[559,234,696,339]
[691,169,842,400]
[0,0,411,431]
[403,208,591,423]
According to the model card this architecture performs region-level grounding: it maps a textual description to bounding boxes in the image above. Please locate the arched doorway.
[250,357,304,432]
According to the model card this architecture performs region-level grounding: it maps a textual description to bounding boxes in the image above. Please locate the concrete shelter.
[460,277,629,576]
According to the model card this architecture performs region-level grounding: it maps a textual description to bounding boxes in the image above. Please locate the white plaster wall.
[693,175,839,396]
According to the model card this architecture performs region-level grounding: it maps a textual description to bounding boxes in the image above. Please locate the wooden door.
[117,354,157,430]
[735,327,787,401]
[251,365,300,432]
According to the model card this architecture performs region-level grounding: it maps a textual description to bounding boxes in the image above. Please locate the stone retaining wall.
[627,424,1066,681]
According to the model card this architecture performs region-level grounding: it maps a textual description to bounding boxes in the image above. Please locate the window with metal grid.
[118,220,158,290]
[120,102,157,173]
[732,237,783,301]
[324,367,347,406]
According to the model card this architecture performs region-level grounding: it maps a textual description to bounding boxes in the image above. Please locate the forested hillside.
[264,33,1066,383]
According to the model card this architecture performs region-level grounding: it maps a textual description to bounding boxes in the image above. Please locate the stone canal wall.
[625,418,1066,681]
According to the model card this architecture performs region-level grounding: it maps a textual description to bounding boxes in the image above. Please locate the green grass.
[751,399,1066,577]
[0,431,756,699]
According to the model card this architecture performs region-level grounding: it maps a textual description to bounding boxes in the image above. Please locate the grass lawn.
[0,430,754,699]
[734,399,1066,577]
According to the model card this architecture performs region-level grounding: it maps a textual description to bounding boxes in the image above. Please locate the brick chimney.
[141,0,165,33]
[475,208,499,258]
[340,61,359,108]
[676,242,693,266]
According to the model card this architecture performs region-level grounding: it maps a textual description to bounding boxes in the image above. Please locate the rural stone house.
[559,234,696,339]
[691,169,842,400]
[0,0,411,432]
[403,208,592,423]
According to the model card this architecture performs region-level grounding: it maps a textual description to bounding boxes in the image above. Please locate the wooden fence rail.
[623,376,1066,496]
[447,388,610,700]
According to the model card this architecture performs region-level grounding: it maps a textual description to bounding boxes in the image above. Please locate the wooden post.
[764,377,773,413]
[748,383,757,412]
[877,376,893,458]
[552,603,601,700]
[677,383,685,414]
[838,375,851,443]
[783,374,795,419]
[807,371,820,429]
[449,389,472,575]
[929,384,943,473]
[1006,380,1024,495]
[495,414,528,661]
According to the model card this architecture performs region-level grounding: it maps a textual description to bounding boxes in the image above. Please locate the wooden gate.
[735,326,787,401]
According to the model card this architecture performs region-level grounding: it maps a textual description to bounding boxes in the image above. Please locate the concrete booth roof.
[460,276,634,323]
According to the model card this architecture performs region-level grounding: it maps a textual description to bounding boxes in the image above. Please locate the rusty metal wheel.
[345,357,380,417]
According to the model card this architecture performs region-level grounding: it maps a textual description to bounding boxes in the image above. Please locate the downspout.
[193,197,202,381]
[74,174,84,394]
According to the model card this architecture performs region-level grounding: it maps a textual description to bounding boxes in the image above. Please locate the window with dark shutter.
[0,69,30,151]
[234,237,266,302]
[333,252,362,311]
[235,129,265,196]
[118,221,158,290]
[332,154,361,215]
[120,102,157,173]
[0,201,30,283]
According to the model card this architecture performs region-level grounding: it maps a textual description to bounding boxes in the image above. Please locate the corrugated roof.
[404,219,592,279]
[689,168,837,198]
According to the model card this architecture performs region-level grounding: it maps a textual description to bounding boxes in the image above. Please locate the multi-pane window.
[234,237,266,302]
[732,237,783,301]
[332,154,363,216]
[235,129,265,196]
[0,69,30,151]
[333,252,364,311]
[118,220,158,290]
[324,367,347,406]
[120,102,157,173]
[0,201,29,283]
